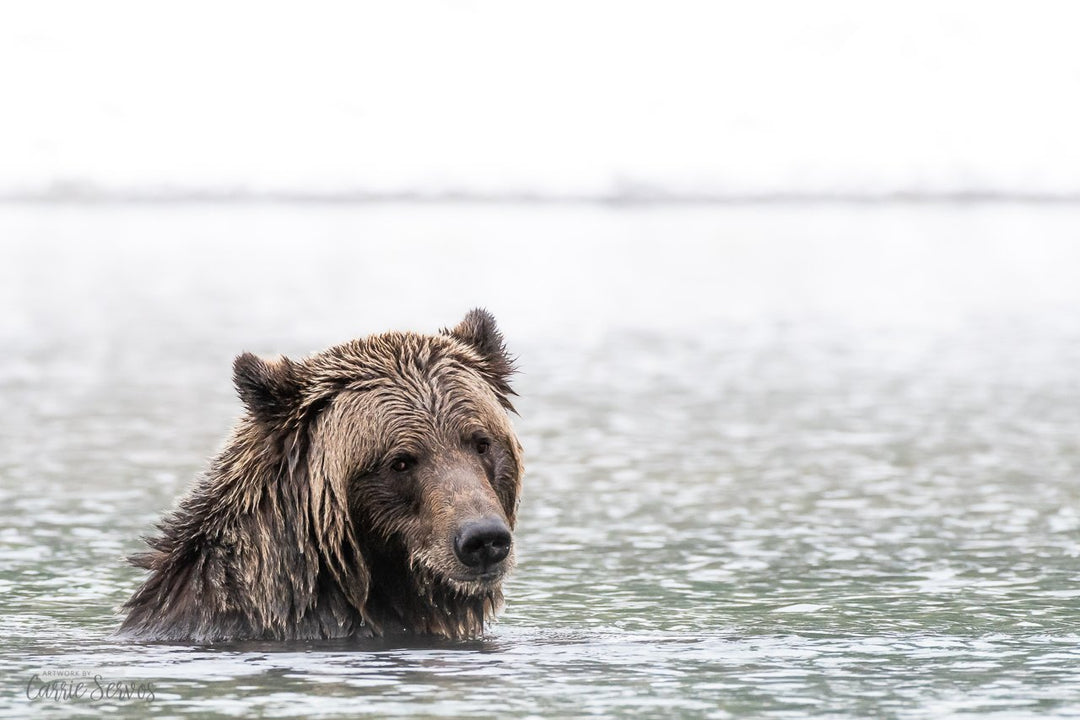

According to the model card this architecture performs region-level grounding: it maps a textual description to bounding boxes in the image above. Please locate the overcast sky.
[2,1,1079,198]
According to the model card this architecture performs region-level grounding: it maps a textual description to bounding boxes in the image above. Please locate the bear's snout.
[453,517,512,574]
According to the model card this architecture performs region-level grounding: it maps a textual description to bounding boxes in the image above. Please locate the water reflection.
[2,204,1080,718]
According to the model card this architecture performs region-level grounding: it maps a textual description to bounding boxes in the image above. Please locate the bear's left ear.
[233,352,303,422]
[443,308,517,410]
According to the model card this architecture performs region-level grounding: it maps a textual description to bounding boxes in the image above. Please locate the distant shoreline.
[3,190,1080,206]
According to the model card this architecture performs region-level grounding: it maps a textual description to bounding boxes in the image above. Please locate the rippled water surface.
[2,204,1079,718]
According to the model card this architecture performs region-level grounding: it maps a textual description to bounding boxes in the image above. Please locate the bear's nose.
[454,518,512,570]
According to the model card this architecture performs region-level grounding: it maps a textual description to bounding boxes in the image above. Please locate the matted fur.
[120,309,523,643]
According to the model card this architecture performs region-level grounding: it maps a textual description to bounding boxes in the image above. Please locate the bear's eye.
[475,439,490,455]
[390,455,414,473]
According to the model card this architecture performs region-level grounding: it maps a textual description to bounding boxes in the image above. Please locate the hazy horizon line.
[3,188,1080,206]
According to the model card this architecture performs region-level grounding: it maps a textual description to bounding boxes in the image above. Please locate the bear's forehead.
[325,374,503,459]
[348,366,490,408]
[324,337,480,388]
[304,332,506,430]
[314,335,493,404]
[315,333,479,376]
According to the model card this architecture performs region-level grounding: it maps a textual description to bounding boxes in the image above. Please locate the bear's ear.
[443,308,517,410]
[233,352,302,421]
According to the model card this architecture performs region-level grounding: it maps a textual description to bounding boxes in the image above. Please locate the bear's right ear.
[233,352,302,422]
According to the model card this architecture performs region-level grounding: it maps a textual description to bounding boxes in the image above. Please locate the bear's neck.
[361,543,498,640]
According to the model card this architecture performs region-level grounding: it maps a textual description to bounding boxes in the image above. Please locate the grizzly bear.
[120,309,523,642]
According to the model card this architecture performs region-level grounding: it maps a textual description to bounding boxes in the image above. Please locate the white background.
[2,1,1079,199]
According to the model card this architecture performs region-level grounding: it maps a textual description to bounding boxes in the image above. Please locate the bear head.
[121,309,523,642]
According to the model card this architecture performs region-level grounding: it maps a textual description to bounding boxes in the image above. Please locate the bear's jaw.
[407,556,506,627]
[412,557,509,598]
[355,545,504,640]
[363,581,501,641]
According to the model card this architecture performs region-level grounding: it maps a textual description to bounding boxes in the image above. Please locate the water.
[1,203,1079,718]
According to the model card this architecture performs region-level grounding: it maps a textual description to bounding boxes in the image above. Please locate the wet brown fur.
[120,309,523,643]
